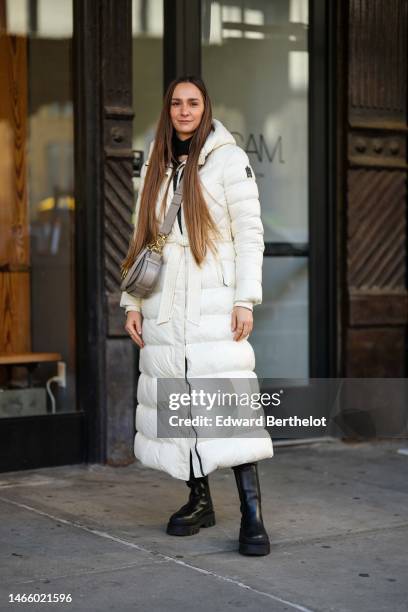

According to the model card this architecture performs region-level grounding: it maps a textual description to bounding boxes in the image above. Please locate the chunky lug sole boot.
[232,462,270,556]
[166,459,215,536]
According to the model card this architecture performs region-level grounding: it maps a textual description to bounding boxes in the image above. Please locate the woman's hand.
[231,306,253,341]
[125,311,145,349]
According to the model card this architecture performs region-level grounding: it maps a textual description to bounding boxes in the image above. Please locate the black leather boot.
[166,454,216,536]
[232,462,270,555]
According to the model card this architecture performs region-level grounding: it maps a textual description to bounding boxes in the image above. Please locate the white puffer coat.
[120,118,273,480]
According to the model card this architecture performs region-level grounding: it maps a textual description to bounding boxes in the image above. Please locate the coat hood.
[145,118,236,168]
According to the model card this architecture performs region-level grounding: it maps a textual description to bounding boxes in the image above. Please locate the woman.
[120,75,273,556]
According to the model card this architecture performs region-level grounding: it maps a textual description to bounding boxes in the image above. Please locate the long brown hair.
[121,75,222,274]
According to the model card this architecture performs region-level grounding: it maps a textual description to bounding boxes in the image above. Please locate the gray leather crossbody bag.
[120,176,184,299]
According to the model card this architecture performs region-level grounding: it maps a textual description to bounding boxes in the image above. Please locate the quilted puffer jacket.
[120,118,273,480]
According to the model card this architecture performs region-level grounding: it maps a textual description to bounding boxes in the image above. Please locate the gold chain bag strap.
[120,176,184,299]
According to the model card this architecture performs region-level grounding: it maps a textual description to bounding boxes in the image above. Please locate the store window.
[202,0,309,377]
[0,0,75,416]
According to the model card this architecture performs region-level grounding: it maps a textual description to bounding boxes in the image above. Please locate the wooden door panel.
[0,272,31,353]
[0,32,30,357]
[345,0,408,376]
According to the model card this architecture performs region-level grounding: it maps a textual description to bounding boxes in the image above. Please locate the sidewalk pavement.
[1,439,407,612]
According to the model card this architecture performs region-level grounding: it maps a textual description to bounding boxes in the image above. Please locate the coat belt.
[156,237,202,326]
[156,231,232,326]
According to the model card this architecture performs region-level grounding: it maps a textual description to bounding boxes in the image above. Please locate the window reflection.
[202,0,309,243]
[252,257,309,378]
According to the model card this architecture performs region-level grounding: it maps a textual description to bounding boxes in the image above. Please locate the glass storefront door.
[202,0,309,378]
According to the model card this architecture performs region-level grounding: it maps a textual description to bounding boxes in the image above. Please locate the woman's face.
[170,82,205,140]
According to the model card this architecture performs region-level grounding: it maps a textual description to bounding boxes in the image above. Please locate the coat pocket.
[219,259,235,287]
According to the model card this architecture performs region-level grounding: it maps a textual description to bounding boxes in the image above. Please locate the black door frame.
[309,0,337,378]
[73,0,107,464]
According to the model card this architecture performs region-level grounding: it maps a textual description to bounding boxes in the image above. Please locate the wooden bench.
[0,353,62,387]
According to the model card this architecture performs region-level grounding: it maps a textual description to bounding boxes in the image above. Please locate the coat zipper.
[185,355,205,477]
[174,162,205,477]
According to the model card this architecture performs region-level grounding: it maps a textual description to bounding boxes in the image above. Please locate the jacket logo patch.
[245,165,253,178]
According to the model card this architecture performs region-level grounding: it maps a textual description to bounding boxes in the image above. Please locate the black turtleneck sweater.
[172,131,193,158]
[172,131,193,233]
